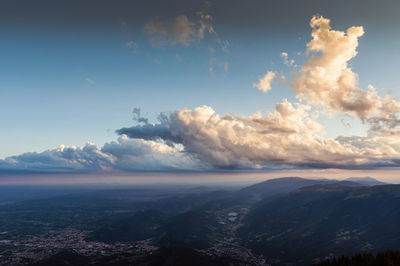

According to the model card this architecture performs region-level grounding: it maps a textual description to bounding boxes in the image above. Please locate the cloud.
[0,137,196,174]
[117,108,182,144]
[281,52,295,66]
[335,134,400,167]
[223,62,229,72]
[114,16,400,171]
[132,107,149,124]
[0,143,111,174]
[117,123,182,144]
[125,40,138,53]
[145,12,214,47]
[144,10,229,76]
[85,78,94,84]
[4,100,400,174]
[4,15,400,175]
[101,136,196,171]
[116,102,377,169]
[290,16,400,123]
[115,101,400,170]
[208,46,215,76]
[253,71,276,93]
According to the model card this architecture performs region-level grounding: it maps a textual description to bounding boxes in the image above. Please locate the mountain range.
[85,176,399,265]
[2,176,399,266]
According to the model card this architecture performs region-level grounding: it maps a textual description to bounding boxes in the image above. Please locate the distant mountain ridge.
[237,176,387,198]
[233,177,336,203]
[345,176,387,186]
[240,181,400,265]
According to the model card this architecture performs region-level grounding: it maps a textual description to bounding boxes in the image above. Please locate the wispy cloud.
[145,12,215,47]
[125,40,138,53]
[281,52,295,66]
[85,78,94,84]
[144,9,229,76]
[223,62,229,73]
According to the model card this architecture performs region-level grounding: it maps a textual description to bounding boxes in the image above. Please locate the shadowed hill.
[240,183,400,265]
[232,177,336,203]
[345,177,387,186]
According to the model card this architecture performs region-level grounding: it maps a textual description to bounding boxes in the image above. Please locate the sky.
[2,0,400,183]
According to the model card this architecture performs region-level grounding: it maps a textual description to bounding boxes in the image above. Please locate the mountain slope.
[345,177,387,186]
[240,183,400,265]
[231,177,336,203]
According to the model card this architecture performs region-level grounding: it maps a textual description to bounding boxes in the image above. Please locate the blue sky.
[1,0,400,180]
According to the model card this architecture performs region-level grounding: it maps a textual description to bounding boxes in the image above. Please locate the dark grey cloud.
[117,109,183,144]
[132,108,149,124]
[116,124,182,144]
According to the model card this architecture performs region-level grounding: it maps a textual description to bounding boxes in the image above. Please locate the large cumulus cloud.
[117,102,380,169]
[101,135,195,171]
[286,16,400,158]
[116,15,400,171]
[114,103,400,170]
[291,16,400,125]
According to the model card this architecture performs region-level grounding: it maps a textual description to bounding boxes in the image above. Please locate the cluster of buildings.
[0,228,157,265]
